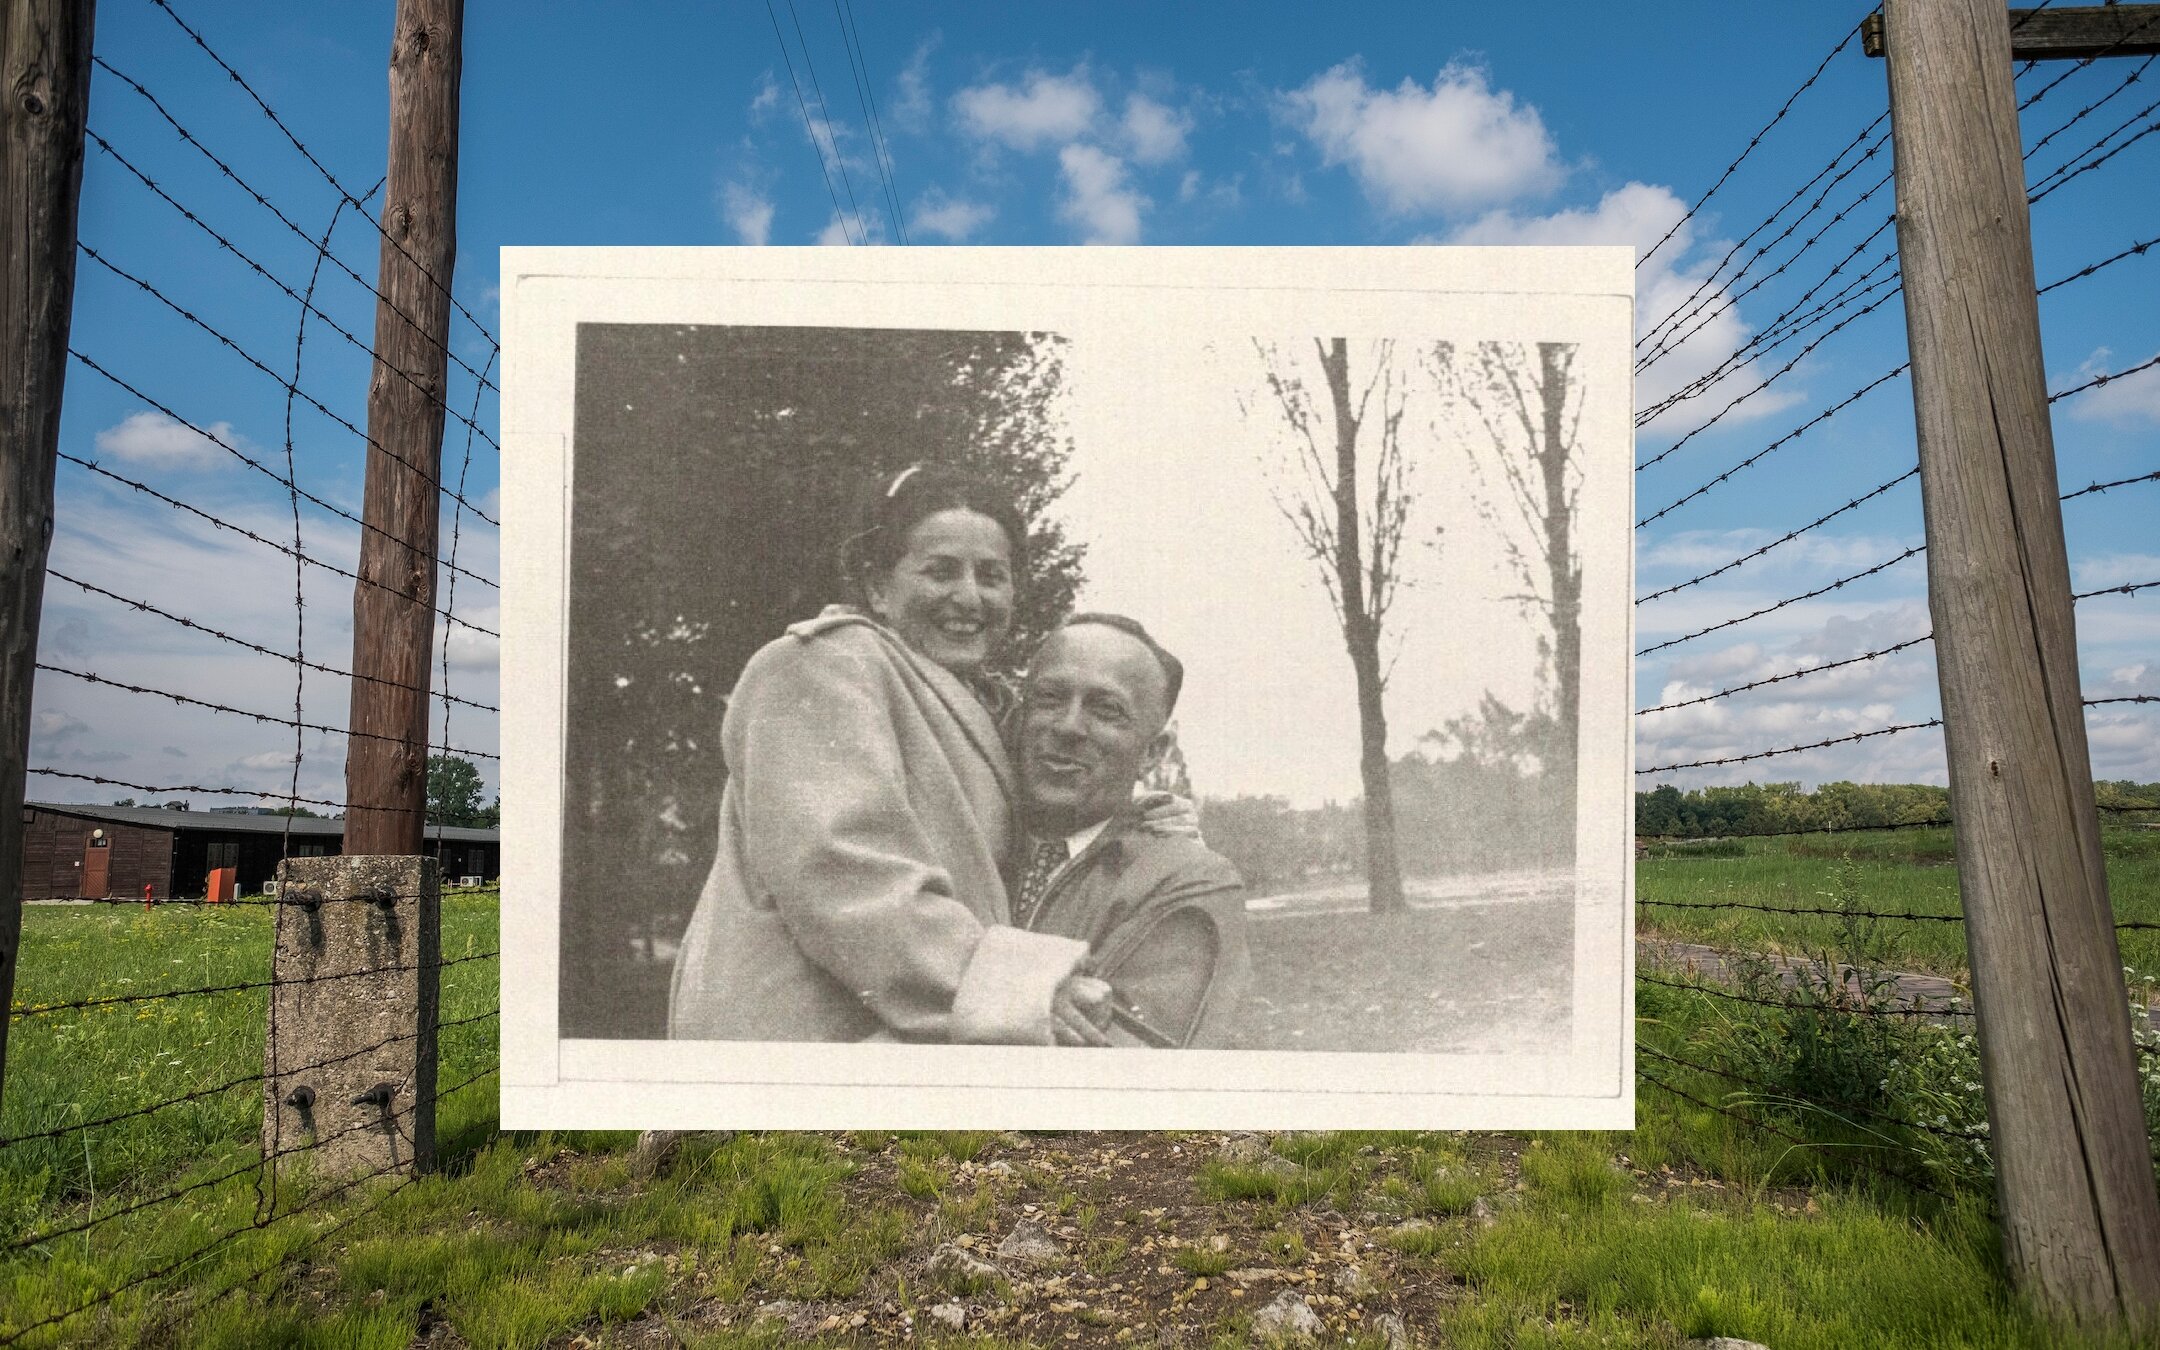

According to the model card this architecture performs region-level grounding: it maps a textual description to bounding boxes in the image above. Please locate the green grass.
[2,895,499,1241]
[6,844,2160,1347]
[1446,1193,2154,1349]
[1637,824,2160,977]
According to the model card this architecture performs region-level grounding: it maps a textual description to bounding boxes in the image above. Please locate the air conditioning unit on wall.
[458,875,483,888]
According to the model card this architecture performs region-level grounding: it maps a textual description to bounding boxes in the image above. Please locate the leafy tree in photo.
[562,326,1085,1036]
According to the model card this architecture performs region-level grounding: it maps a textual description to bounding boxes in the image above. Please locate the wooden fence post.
[0,0,96,1107]
[1883,0,2160,1325]
[345,0,463,855]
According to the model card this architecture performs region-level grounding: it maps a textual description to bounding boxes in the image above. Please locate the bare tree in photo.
[1429,341,1584,852]
[1246,338,1418,914]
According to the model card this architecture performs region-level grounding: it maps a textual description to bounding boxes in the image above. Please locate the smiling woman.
[666,464,1100,1046]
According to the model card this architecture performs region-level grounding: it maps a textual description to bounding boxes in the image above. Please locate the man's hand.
[1052,974,1114,1046]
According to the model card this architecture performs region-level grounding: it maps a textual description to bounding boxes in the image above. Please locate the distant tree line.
[1633,779,2160,838]
[1200,696,1571,895]
[1198,767,2160,889]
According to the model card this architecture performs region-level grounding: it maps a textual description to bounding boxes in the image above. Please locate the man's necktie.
[1014,836,1067,929]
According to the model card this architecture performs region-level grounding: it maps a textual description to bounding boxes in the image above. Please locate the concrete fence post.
[262,855,440,1177]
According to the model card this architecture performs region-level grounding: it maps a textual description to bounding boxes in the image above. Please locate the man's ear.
[1140,727,1174,779]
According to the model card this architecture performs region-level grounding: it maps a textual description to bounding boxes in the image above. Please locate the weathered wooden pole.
[1883,0,2160,1325]
[0,0,96,1106]
[345,0,462,855]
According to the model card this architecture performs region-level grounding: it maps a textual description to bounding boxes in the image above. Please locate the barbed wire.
[1637,815,1959,843]
[65,350,497,591]
[2056,466,2160,503]
[34,663,499,761]
[2038,230,2160,294]
[1640,1042,1987,1142]
[55,451,496,636]
[76,238,499,527]
[1637,718,1942,776]
[0,1009,497,1151]
[2073,577,2160,601]
[2025,53,2154,163]
[38,883,507,908]
[1641,971,1973,1025]
[1636,469,1919,605]
[1635,634,1935,716]
[0,1061,498,1345]
[44,569,498,713]
[1637,366,1909,525]
[1634,1058,1954,1199]
[1636,274,1904,459]
[80,98,501,457]
[764,0,863,247]
[2050,350,2160,404]
[1638,155,1893,374]
[1641,240,1901,426]
[1635,115,1888,364]
[834,0,908,245]
[431,339,500,852]
[1635,17,1864,272]
[1636,544,1925,658]
[1649,692,2160,774]
[2013,1,2160,113]
[147,0,500,352]
[2028,94,2160,203]
[1640,896,1968,925]
[10,949,499,1022]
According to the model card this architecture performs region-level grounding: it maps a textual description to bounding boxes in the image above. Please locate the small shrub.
[1173,1244,1235,1277]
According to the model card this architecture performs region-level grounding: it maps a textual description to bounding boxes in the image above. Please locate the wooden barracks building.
[18,802,500,901]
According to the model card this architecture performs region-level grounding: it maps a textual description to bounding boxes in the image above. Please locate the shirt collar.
[1063,816,1113,859]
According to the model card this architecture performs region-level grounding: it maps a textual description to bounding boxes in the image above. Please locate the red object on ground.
[207,867,236,903]
[144,882,155,910]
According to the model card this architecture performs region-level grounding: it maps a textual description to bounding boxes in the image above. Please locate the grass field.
[4,853,2159,1347]
[1636,825,2160,979]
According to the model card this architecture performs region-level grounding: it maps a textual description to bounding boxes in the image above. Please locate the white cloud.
[1641,527,1918,578]
[909,191,994,242]
[1635,601,1949,787]
[719,182,774,246]
[1178,169,1242,211]
[893,38,937,131]
[2059,347,2160,424]
[814,212,885,246]
[1058,144,1145,244]
[1123,93,1192,164]
[749,72,781,121]
[1284,59,1560,216]
[953,68,1101,150]
[2073,552,2160,591]
[32,708,90,745]
[1454,182,1804,437]
[94,410,244,471]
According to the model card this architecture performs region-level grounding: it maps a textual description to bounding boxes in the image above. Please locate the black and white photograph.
[500,247,1634,1127]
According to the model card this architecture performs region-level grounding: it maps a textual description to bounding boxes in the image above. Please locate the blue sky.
[29,2,2160,815]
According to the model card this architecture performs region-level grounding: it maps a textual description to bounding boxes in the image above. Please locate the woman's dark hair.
[839,463,1030,602]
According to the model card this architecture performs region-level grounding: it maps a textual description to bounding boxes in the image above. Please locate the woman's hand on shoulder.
[1133,790,1201,840]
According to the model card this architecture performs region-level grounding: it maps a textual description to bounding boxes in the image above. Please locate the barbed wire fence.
[2,1,501,1343]
[1628,0,2160,1231]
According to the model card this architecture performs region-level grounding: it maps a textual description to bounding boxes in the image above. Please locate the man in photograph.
[1012,615,1253,1049]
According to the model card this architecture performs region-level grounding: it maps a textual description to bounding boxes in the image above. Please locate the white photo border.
[500,246,1636,1130]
